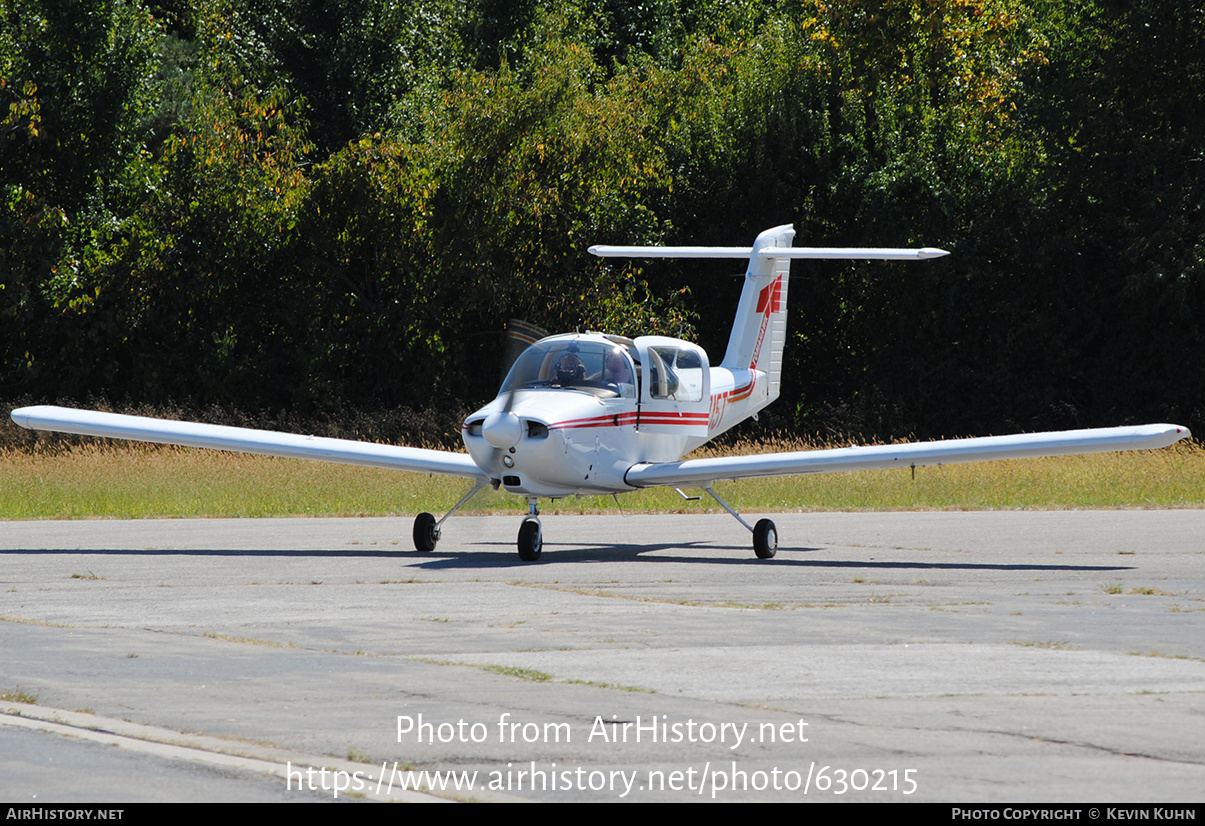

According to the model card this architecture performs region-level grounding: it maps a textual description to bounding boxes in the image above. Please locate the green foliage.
[299,136,445,405]
[224,0,466,152]
[0,0,159,210]
[1,0,1201,439]
[0,0,161,398]
[1014,0,1205,428]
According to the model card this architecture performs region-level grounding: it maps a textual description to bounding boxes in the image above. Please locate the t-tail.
[588,225,949,432]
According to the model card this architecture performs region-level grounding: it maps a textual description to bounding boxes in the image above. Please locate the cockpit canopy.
[500,338,637,399]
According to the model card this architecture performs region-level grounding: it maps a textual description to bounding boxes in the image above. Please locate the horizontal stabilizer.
[625,424,1191,487]
[11,406,487,480]
[589,245,949,260]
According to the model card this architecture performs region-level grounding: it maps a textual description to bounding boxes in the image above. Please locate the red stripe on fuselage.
[548,410,707,430]
[729,379,754,402]
[639,413,709,425]
[712,377,754,406]
[548,412,638,430]
[707,376,756,429]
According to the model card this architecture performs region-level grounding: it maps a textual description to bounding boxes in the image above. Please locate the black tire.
[753,518,777,559]
[518,518,542,562]
[413,512,438,552]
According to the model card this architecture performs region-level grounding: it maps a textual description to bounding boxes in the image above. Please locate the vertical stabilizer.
[720,224,794,402]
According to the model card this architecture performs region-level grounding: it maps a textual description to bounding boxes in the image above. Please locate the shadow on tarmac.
[0,544,1135,572]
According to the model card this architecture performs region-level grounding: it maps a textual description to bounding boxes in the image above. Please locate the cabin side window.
[647,346,704,402]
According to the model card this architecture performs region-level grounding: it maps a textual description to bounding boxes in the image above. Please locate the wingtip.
[1147,423,1193,447]
[918,247,950,259]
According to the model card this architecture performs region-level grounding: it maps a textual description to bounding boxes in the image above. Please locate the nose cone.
[482,409,523,450]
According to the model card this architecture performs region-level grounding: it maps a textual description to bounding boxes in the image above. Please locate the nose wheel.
[518,518,542,561]
[517,499,543,561]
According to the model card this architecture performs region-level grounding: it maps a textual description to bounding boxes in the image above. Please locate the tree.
[1,0,159,397]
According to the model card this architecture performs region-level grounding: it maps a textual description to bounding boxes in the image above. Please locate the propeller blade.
[503,319,546,383]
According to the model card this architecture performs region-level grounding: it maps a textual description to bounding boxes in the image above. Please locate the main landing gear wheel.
[518,518,542,562]
[413,512,439,552]
[753,518,777,559]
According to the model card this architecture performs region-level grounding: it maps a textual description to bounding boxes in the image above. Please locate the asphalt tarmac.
[2,510,1204,802]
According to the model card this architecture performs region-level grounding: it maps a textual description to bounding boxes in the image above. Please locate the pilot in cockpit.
[605,351,631,384]
[605,349,636,398]
[554,352,586,385]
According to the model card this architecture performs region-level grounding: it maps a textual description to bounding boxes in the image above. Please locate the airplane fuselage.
[461,332,772,498]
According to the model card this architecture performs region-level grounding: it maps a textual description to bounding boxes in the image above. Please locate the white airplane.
[10,225,1191,562]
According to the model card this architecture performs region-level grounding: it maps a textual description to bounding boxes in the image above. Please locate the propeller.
[502,319,546,376]
[481,319,546,476]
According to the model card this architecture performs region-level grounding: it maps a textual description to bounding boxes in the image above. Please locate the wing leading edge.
[10,406,487,480]
[624,424,1191,488]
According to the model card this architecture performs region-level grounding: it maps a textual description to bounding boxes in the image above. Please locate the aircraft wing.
[10,405,487,480]
[624,424,1191,487]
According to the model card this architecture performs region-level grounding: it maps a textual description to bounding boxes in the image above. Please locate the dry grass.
[0,443,474,519]
[680,435,1205,512]
[1,437,1201,520]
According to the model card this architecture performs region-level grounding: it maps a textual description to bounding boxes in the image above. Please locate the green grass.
[1,438,1202,520]
[1,689,38,704]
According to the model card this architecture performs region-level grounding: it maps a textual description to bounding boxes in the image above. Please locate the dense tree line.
[2,0,1202,445]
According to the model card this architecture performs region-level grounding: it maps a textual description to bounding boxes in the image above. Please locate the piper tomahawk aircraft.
[11,225,1191,561]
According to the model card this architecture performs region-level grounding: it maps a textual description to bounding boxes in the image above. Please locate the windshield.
[500,340,636,399]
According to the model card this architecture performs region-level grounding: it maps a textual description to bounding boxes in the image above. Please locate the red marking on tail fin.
[756,280,783,315]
